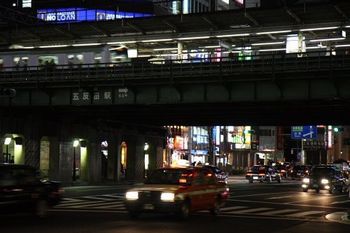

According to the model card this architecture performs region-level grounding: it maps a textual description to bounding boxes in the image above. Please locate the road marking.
[331,200,350,205]
[257,209,299,215]
[221,206,248,212]
[231,207,273,214]
[231,191,293,198]
[228,198,349,210]
[94,203,125,209]
[267,195,296,200]
[56,200,107,208]
[83,196,118,201]
[287,210,325,217]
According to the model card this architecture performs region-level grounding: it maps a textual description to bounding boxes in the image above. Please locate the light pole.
[73,140,79,181]
[4,137,11,163]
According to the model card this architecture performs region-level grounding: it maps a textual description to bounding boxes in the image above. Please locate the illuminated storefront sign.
[37,8,153,23]
[22,0,32,8]
[230,126,252,149]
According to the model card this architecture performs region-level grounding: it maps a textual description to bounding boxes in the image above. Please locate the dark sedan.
[301,165,348,194]
[0,164,63,217]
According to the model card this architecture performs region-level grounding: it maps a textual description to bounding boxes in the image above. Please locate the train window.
[68,54,84,65]
[38,56,58,66]
[94,54,102,64]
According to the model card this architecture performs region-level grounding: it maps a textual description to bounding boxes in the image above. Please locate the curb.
[325,212,350,224]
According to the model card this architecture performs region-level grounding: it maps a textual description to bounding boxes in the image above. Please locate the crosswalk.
[51,194,329,220]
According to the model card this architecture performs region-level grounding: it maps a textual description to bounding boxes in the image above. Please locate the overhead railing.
[1,51,350,86]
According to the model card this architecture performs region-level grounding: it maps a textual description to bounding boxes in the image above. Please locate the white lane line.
[267,195,296,200]
[230,191,293,198]
[56,200,107,208]
[61,198,83,203]
[221,206,248,212]
[83,196,118,201]
[65,202,121,209]
[100,194,123,198]
[287,211,325,217]
[50,209,128,214]
[331,200,350,205]
[94,203,126,209]
[230,207,274,214]
[258,209,299,215]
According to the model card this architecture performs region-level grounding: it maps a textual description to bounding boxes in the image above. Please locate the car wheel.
[302,188,308,192]
[178,201,190,220]
[329,185,337,194]
[36,199,49,218]
[210,198,221,216]
[316,188,320,193]
[249,179,253,183]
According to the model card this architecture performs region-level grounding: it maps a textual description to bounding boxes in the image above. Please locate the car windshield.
[311,168,335,177]
[250,166,261,173]
[145,169,189,185]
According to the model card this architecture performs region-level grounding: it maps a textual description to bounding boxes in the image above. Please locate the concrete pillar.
[59,141,77,184]
[24,137,39,167]
[107,137,118,181]
[88,141,102,184]
[0,139,3,163]
[49,137,60,181]
[125,135,145,182]
[80,141,89,182]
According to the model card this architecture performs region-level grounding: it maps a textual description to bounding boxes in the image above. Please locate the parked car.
[203,165,228,184]
[0,164,63,217]
[246,165,281,183]
[124,166,229,219]
[301,165,348,194]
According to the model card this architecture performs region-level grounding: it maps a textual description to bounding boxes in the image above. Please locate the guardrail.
[1,51,350,85]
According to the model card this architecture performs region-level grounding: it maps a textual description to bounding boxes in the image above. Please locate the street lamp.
[4,137,11,163]
[73,140,79,181]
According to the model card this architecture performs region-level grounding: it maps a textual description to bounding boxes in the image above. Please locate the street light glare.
[4,137,11,145]
[73,140,80,147]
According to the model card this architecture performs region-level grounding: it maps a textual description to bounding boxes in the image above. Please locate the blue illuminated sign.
[37,8,153,23]
[291,126,317,139]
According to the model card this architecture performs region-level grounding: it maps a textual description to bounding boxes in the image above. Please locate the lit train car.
[0,45,131,71]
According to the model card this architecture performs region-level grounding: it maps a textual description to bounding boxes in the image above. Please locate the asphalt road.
[2,177,350,233]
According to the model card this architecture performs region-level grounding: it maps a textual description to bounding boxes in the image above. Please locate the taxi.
[124,166,229,219]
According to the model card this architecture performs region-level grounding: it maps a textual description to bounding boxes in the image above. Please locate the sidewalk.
[326,212,350,225]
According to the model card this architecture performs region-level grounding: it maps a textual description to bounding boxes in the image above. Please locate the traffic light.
[333,127,344,133]
[0,88,16,98]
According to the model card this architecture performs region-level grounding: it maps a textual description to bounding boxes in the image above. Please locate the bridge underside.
[1,99,349,126]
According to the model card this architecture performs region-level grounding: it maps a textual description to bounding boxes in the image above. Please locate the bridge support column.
[107,135,121,182]
[48,137,60,180]
[125,135,145,182]
[88,141,102,184]
[0,140,3,163]
[146,138,164,172]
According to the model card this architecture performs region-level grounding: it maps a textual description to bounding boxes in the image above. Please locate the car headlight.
[160,192,175,202]
[125,191,139,200]
[302,178,310,183]
[321,179,329,184]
